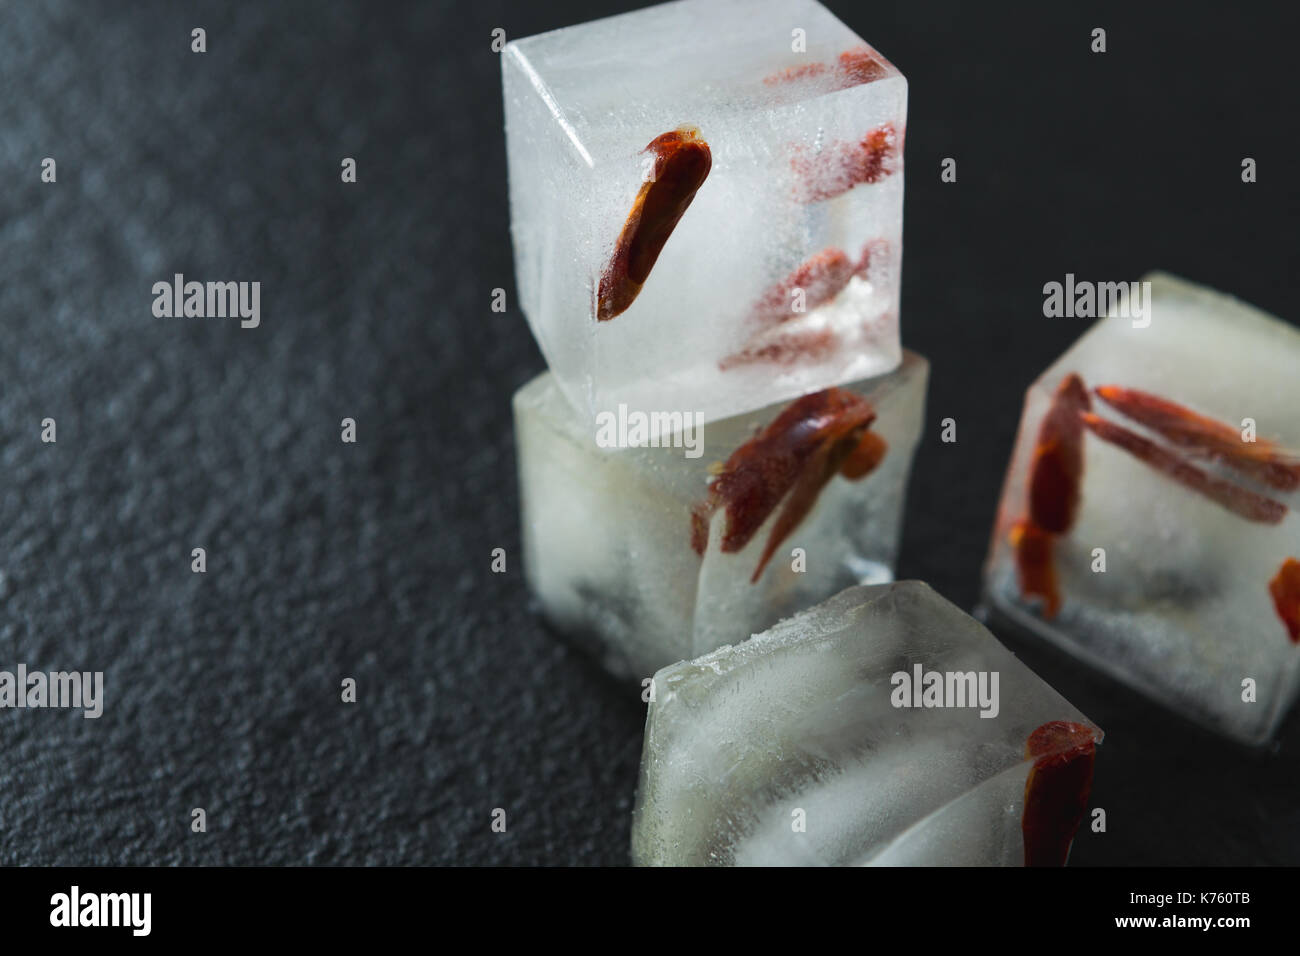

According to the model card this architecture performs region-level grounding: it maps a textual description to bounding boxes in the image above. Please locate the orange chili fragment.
[596,126,712,322]
[1269,558,1300,644]
[1094,385,1300,492]
[836,46,889,87]
[717,328,840,372]
[1009,374,1090,618]
[723,238,888,372]
[840,430,888,480]
[1010,519,1062,619]
[690,388,881,583]
[792,123,898,203]
[1022,721,1100,867]
[751,247,856,326]
[762,61,829,85]
[1028,374,1091,534]
[763,46,888,90]
[854,238,889,278]
[1081,413,1288,525]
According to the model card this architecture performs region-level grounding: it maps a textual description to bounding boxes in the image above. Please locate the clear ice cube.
[502,0,906,425]
[984,272,1300,745]
[514,352,927,680]
[631,581,1102,866]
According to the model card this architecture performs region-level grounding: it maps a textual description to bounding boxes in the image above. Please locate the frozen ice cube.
[630,581,1102,866]
[984,272,1300,746]
[513,352,927,680]
[502,0,906,425]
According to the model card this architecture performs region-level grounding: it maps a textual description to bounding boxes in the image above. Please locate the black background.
[1,0,1296,866]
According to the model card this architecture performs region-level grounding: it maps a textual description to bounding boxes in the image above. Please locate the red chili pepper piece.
[1022,721,1100,867]
[723,238,888,371]
[749,435,853,583]
[1080,413,1288,525]
[1269,558,1300,644]
[1011,374,1090,617]
[854,238,888,278]
[1094,385,1300,492]
[840,430,888,480]
[1028,374,1091,534]
[1010,519,1062,619]
[596,126,712,322]
[717,328,840,372]
[836,46,889,86]
[792,123,898,203]
[763,46,888,90]
[691,388,878,582]
[762,61,829,85]
[758,241,885,325]
[751,247,855,327]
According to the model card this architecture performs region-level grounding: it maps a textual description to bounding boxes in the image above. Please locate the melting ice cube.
[502,0,907,425]
[631,581,1102,865]
[984,272,1300,745]
[514,352,927,679]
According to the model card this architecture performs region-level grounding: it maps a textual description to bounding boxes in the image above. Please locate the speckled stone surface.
[1,0,1296,865]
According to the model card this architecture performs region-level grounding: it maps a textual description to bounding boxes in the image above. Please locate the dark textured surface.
[0,1,1295,866]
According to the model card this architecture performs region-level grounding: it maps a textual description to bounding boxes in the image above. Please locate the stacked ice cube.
[501,0,1108,867]
[632,582,1102,866]
[984,272,1300,745]
[504,0,920,675]
[502,0,908,425]
[515,352,926,678]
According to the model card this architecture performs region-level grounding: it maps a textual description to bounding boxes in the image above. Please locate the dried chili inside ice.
[596,126,711,322]
[1269,558,1300,644]
[1094,385,1300,492]
[691,388,885,582]
[1021,721,1100,867]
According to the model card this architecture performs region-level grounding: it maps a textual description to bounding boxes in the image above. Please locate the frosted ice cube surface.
[514,352,927,679]
[984,272,1300,745]
[502,0,907,424]
[631,581,1102,866]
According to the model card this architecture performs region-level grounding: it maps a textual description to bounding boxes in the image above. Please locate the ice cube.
[502,0,906,425]
[630,581,1102,866]
[984,272,1300,746]
[514,352,927,680]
